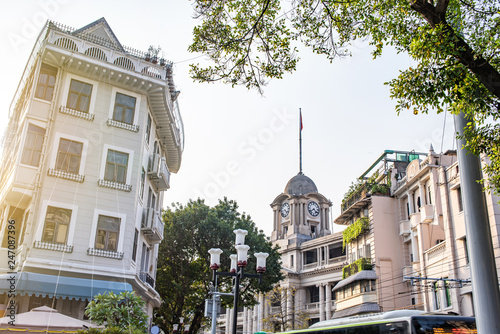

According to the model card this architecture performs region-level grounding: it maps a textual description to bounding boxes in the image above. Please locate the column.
[325,283,332,319]
[226,308,231,334]
[318,283,325,321]
[248,308,253,334]
[243,307,248,334]
[258,293,264,332]
[253,305,258,333]
[408,193,414,215]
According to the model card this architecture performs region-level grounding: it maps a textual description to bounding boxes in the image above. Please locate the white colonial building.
[0,18,184,325]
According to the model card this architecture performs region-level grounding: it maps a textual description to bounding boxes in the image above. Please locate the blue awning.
[0,272,133,301]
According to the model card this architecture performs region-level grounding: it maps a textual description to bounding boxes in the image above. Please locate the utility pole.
[454,112,500,332]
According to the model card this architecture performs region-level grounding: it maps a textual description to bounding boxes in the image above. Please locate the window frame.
[89,209,126,253]
[95,215,121,252]
[34,63,58,101]
[20,123,46,167]
[55,138,83,174]
[99,145,134,186]
[48,133,88,176]
[113,92,137,124]
[108,87,141,126]
[41,206,72,245]
[104,150,129,184]
[61,73,98,115]
[67,78,93,113]
[35,201,78,246]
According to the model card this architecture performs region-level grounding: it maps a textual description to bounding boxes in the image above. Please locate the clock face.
[281,202,290,218]
[308,201,320,217]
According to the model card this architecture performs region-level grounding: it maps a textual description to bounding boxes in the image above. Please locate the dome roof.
[284,173,318,195]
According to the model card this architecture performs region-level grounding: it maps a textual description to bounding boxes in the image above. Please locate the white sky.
[0,0,456,236]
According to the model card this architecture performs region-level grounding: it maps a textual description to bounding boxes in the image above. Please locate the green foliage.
[77,327,144,334]
[263,285,309,332]
[188,0,500,194]
[84,291,147,332]
[342,258,373,279]
[154,198,284,334]
[342,217,370,249]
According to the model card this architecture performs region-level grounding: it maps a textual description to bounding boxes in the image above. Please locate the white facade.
[0,18,183,325]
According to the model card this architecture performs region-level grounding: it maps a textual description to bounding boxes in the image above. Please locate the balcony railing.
[139,271,155,288]
[148,154,170,191]
[410,212,421,229]
[420,204,434,223]
[341,183,370,213]
[399,220,410,237]
[141,208,164,243]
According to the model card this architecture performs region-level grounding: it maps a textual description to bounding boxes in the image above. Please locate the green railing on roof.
[342,257,372,279]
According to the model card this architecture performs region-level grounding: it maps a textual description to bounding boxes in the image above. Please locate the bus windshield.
[412,316,477,334]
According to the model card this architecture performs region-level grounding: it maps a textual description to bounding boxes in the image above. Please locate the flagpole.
[299,108,302,174]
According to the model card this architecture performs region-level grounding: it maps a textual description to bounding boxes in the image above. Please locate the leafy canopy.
[84,291,148,332]
[154,198,283,334]
[189,0,500,192]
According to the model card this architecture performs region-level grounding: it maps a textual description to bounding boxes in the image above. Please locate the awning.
[0,272,132,301]
[332,270,378,292]
[332,303,381,318]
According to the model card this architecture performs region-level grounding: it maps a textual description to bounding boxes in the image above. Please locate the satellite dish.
[151,325,160,334]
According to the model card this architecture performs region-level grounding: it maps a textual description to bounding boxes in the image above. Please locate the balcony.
[410,212,421,229]
[420,204,434,223]
[139,271,155,288]
[141,208,164,243]
[399,220,410,237]
[148,154,170,191]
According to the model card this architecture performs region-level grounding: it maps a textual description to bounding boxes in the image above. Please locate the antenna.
[299,108,303,174]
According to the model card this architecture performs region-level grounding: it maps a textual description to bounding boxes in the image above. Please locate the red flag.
[300,110,303,131]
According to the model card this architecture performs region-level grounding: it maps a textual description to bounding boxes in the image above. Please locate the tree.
[262,284,310,332]
[84,291,148,333]
[188,0,500,193]
[154,198,284,334]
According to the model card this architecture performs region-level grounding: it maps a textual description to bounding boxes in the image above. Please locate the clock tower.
[271,172,332,246]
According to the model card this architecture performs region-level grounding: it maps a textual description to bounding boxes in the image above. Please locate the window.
[463,237,469,264]
[21,124,46,167]
[290,254,294,267]
[56,138,83,174]
[427,185,432,205]
[35,63,57,101]
[305,250,317,264]
[140,168,146,199]
[95,215,120,252]
[113,93,136,124]
[132,229,139,262]
[308,286,319,303]
[145,114,152,144]
[444,280,452,307]
[104,150,129,184]
[329,244,345,259]
[42,206,71,244]
[457,187,463,212]
[433,281,441,309]
[67,79,92,112]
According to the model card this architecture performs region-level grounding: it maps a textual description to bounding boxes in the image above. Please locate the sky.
[0,0,457,236]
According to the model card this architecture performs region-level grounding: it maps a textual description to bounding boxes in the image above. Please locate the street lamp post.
[208,229,269,334]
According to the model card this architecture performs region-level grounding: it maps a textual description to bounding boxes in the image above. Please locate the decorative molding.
[59,105,95,121]
[106,118,139,132]
[48,168,85,183]
[87,247,123,259]
[97,179,132,192]
[34,241,74,253]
